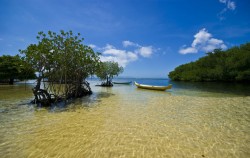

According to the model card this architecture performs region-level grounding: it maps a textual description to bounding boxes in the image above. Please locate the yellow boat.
[134,81,172,91]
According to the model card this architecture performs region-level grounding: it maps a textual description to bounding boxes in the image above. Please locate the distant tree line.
[0,55,36,84]
[169,42,250,82]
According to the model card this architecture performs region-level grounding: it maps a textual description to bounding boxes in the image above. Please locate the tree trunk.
[32,75,52,106]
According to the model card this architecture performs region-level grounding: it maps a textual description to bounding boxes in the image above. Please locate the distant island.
[169,42,250,82]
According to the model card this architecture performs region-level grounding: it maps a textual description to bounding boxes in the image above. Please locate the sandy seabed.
[1,90,249,158]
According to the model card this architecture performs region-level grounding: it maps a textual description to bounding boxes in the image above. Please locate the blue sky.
[0,0,249,78]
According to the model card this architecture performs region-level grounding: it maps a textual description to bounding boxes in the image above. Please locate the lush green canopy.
[169,42,250,82]
[20,30,101,104]
[96,61,123,86]
[0,55,36,84]
[20,31,100,81]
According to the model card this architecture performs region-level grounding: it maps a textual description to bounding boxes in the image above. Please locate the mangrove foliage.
[20,30,101,105]
[169,42,250,82]
[96,61,124,87]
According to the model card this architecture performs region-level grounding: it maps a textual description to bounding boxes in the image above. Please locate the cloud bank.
[179,28,227,54]
[90,41,155,67]
[100,44,138,67]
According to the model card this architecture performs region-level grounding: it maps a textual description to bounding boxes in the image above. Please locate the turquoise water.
[0,79,250,157]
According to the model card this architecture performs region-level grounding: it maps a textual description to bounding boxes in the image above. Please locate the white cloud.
[208,38,223,45]
[122,40,154,57]
[100,44,138,67]
[103,47,126,57]
[179,47,197,54]
[136,46,153,57]
[88,44,97,49]
[127,51,138,61]
[179,28,227,54]
[122,40,139,47]
[104,44,115,50]
[98,41,155,67]
[192,28,212,47]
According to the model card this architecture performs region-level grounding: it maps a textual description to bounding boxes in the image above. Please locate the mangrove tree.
[96,61,123,86]
[20,30,101,105]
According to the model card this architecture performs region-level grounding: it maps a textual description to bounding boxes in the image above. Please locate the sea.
[0,78,249,157]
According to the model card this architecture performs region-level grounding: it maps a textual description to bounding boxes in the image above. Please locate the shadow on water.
[134,87,172,96]
[170,81,250,96]
[126,78,250,96]
[0,80,115,113]
[44,91,115,112]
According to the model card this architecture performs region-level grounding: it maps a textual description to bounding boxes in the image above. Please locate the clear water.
[0,79,250,157]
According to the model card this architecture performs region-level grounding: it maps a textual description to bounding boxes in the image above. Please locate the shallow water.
[0,80,250,157]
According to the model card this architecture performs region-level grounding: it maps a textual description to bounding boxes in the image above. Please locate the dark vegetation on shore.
[0,55,36,84]
[169,42,250,82]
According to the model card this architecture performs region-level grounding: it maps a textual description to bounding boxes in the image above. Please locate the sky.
[0,0,249,78]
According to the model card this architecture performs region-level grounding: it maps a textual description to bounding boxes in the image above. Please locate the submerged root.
[31,81,92,106]
[96,81,113,87]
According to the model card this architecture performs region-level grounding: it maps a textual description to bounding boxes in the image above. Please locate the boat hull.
[134,82,172,91]
[113,81,132,85]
